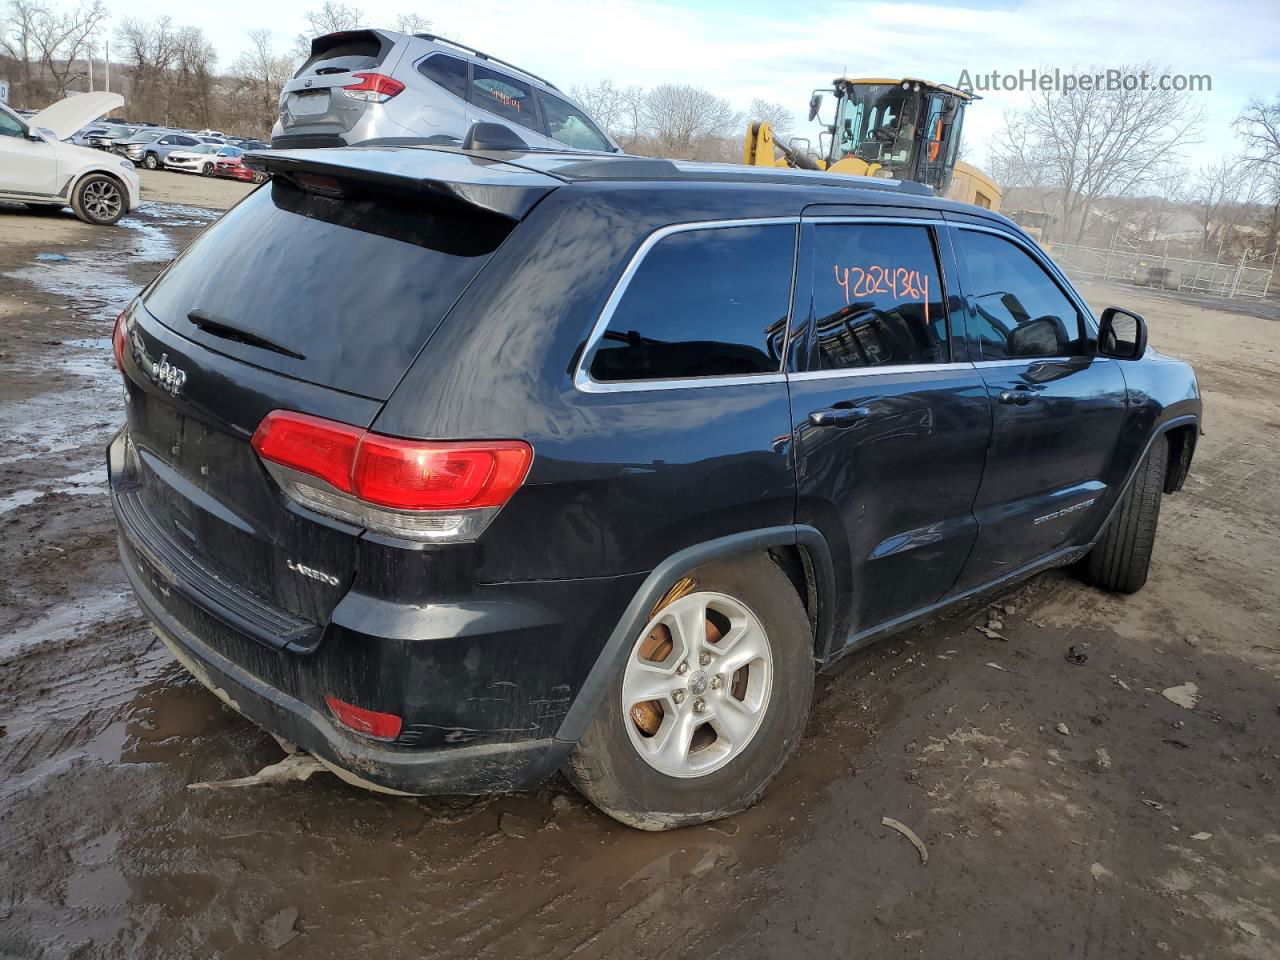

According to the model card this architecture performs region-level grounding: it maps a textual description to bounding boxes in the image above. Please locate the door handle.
[998,386,1037,406]
[808,403,872,427]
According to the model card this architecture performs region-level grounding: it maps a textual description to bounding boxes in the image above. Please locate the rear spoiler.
[244,147,560,221]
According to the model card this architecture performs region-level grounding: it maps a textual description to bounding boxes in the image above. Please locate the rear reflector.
[251,410,532,542]
[342,72,405,102]
[324,695,402,740]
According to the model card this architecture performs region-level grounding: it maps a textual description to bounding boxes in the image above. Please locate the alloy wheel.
[621,591,773,778]
[82,180,122,223]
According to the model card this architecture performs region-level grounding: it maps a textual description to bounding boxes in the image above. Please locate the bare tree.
[170,25,216,127]
[393,12,431,35]
[989,63,1203,242]
[294,1,363,61]
[642,84,739,158]
[116,16,182,121]
[1190,158,1249,254]
[29,0,105,99]
[569,79,645,146]
[747,97,794,138]
[233,28,293,134]
[0,0,42,105]
[1235,95,1280,256]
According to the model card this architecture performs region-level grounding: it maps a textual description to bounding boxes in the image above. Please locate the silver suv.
[271,30,618,153]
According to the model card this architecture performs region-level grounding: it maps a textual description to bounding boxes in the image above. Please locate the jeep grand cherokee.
[108,139,1201,829]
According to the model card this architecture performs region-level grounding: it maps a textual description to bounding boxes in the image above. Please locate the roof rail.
[412,33,560,91]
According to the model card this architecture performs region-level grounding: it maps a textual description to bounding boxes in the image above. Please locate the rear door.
[948,224,1128,591]
[117,164,545,642]
[789,215,990,642]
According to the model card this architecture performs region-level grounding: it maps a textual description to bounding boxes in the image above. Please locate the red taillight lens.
[342,72,405,102]
[112,309,128,371]
[251,410,362,494]
[354,437,532,510]
[324,695,402,740]
[250,411,532,539]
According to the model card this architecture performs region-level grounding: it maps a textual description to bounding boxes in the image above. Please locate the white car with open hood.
[0,92,142,225]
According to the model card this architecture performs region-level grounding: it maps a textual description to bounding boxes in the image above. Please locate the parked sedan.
[163,143,225,175]
[213,146,268,183]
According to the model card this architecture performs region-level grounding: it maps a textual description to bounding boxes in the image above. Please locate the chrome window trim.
[789,361,975,382]
[953,222,1100,337]
[804,215,944,226]
[573,217,801,395]
[971,356,1113,369]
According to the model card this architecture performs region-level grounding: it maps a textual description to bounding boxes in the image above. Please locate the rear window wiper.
[187,309,306,360]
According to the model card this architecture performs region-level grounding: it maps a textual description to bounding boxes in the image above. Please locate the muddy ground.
[1,173,1278,960]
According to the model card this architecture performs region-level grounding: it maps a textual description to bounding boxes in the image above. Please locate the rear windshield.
[143,178,510,399]
[296,30,387,76]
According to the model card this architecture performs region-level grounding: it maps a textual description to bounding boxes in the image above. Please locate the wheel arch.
[68,166,128,200]
[554,525,836,745]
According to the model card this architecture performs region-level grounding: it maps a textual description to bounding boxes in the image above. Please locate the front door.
[0,111,57,196]
[949,225,1128,592]
[790,217,991,643]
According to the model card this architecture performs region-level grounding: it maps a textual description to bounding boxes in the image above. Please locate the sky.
[96,0,1280,169]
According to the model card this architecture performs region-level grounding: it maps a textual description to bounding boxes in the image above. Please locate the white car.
[0,92,141,225]
[163,143,225,175]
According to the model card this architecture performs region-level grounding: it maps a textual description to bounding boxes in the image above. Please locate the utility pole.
[105,39,110,93]
[88,49,93,92]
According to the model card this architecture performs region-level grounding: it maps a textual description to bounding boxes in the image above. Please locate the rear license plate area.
[289,90,331,117]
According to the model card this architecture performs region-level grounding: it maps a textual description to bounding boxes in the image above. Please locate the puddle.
[0,590,133,662]
[7,203,214,322]
[0,466,109,516]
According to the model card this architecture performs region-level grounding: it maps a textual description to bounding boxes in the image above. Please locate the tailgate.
[114,302,381,645]
[283,30,407,131]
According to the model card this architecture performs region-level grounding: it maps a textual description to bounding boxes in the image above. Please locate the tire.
[70,175,126,225]
[202,162,213,176]
[142,153,158,170]
[567,554,814,830]
[1079,436,1168,593]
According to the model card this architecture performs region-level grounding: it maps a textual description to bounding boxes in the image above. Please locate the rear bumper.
[118,537,571,794]
[108,427,639,795]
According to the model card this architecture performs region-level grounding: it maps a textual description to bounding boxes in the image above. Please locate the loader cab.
[814,77,972,193]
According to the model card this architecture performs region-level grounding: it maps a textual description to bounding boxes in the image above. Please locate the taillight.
[112,309,128,370]
[341,72,405,103]
[324,695,402,740]
[251,410,532,542]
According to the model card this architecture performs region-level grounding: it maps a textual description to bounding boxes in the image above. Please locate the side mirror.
[26,128,47,142]
[1097,307,1147,360]
[808,93,823,122]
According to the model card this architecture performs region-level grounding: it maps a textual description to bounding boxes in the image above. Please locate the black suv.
[108,142,1201,829]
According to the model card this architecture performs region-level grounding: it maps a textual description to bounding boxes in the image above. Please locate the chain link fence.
[1049,237,1275,300]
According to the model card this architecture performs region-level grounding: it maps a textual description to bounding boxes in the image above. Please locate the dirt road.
[1,184,1277,959]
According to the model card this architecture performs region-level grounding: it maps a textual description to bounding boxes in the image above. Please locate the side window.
[813,223,949,370]
[157,136,174,145]
[178,136,199,147]
[588,224,795,383]
[958,230,1085,360]
[0,111,25,138]
[417,54,467,99]
[469,65,539,132]
[536,90,610,151]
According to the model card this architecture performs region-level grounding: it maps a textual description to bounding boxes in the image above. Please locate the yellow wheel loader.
[744,76,1002,211]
